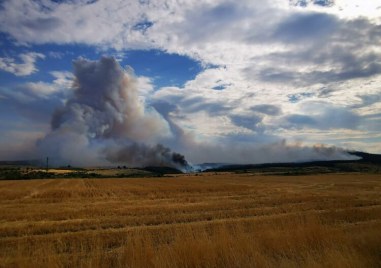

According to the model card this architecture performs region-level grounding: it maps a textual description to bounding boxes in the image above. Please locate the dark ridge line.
[203,151,381,172]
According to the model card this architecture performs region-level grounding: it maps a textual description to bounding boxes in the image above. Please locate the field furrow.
[0,173,380,267]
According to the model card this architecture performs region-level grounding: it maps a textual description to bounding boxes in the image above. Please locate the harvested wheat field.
[1,173,381,267]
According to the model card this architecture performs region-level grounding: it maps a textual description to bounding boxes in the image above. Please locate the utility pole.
[46,157,49,172]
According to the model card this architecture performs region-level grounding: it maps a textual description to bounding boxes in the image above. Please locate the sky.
[0,0,380,166]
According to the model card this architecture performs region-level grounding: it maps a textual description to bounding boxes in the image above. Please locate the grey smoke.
[35,56,358,170]
[38,56,189,170]
[180,139,359,165]
[104,143,188,168]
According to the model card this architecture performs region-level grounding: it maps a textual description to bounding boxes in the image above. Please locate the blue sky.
[0,0,380,165]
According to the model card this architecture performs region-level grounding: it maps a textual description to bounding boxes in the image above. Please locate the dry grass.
[0,173,381,267]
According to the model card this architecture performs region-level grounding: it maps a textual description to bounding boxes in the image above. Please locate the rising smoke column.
[37,56,189,170]
[104,143,188,168]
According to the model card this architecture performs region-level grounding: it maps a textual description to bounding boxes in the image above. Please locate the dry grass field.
[0,173,381,267]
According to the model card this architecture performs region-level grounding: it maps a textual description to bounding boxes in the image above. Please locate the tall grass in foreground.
[0,174,380,267]
[3,214,380,268]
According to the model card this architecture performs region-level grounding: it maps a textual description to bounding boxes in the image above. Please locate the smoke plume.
[35,56,357,170]
[37,56,189,170]
[104,143,188,168]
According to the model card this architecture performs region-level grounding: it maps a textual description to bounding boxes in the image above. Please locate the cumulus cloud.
[0,1,151,49]
[0,52,45,76]
[0,70,73,108]
[50,71,74,86]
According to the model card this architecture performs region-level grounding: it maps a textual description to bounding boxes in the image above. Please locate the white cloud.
[0,52,45,76]
[0,1,150,49]
[136,75,155,96]
[50,71,74,89]
[48,51,65,59]
[23,82,59,98]
[0,70,74,111]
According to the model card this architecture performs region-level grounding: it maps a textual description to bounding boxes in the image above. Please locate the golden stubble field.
[0,173,381,267]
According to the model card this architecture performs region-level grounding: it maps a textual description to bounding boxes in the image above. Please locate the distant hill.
[348,151,381,164]
[202,151,381,175]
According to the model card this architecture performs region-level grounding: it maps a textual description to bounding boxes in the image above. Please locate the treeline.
[0,167,167,180]
[0,168,54,180]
